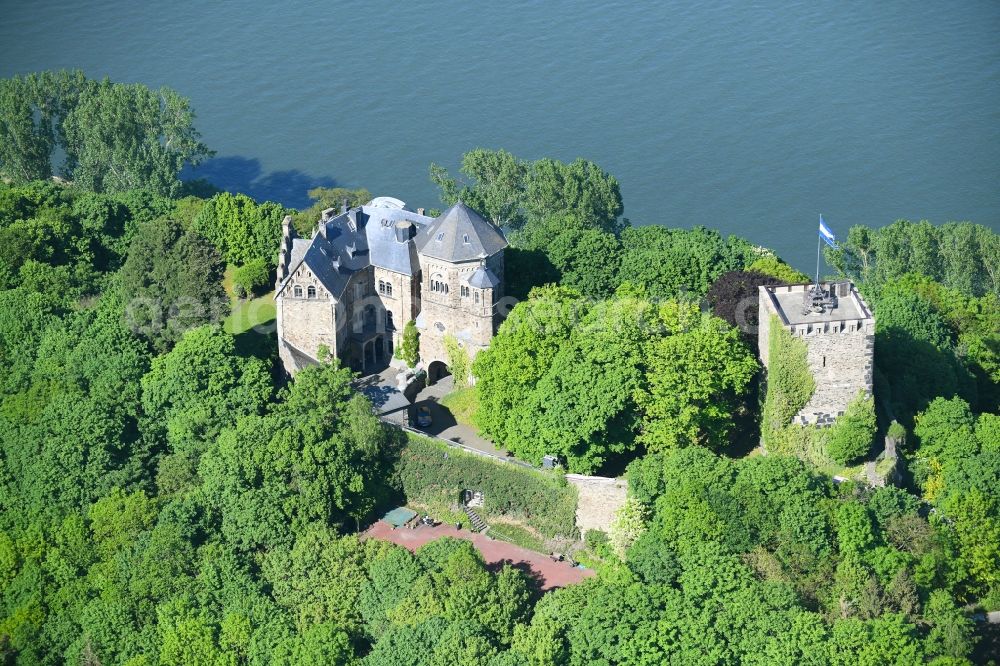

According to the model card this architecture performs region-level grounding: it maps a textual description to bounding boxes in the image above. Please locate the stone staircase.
[463,505,489,533]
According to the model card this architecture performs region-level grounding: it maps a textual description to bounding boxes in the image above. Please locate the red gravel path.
[362,521,594,590]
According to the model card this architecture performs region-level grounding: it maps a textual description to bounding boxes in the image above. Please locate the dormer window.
[436,233,444,242]
[293,285,303,298]
[307,286,316,299]
[463,234,470,244]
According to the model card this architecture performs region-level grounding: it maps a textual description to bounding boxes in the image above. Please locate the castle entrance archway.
[427,360,450,385]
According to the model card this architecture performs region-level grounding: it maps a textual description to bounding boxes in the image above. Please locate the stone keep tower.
[758,281,875,426]
[413,201,507,380]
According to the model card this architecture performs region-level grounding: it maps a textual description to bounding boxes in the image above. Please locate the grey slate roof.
[276,200,433,299]
[415,201,508,263]
[362,203,432,275]
[466,265,500,289]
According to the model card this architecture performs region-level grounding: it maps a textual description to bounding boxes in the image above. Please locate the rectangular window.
[474,292,480,304]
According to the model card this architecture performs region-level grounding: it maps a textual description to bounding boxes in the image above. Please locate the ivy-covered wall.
[762,318,877,468]
[396,433,579,539]
[761,314,815,447]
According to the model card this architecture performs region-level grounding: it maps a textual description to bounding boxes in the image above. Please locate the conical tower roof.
[415,201,507,262]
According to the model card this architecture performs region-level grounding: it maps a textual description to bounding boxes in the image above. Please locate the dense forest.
[1,71,999,664]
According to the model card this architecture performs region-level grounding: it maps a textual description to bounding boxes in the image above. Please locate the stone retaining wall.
[566,474,628,536]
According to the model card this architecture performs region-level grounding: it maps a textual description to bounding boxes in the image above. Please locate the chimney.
[417,207,425,216]
[341,197,349,214]
[321,207,336,222]
[395,220,415,243]
[277,215,294,285]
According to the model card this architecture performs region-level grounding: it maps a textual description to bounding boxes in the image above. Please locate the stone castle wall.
[417,254,501,371]
[278,297,337,360]
[566,474,628,536]
[277,260,339,361]
[795,327,874,425]
[373,266,418,350]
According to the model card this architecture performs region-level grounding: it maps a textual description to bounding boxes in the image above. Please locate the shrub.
[584,529,610,551]
[444,334,470,389]
[232,258,270,298]
[826,393,877,464]
[397,433,578,539]
[747,255,810,284]
[396,320,419,368]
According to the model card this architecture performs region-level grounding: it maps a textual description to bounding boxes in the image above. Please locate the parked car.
[415,405,433,428]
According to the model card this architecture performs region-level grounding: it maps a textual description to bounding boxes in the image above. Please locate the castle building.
[275,197,507,379]
[758,281,875,426]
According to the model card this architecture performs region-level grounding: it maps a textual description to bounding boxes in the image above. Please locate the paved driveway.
[357,369,507,458]
[411,376,506,457]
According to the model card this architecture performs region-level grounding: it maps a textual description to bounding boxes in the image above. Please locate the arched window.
[474,291,480,304]
[307,285,316,299]
[386,310,395,331]
[293,285,302,298]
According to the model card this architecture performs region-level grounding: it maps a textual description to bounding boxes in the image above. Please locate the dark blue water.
[2,0,998,270]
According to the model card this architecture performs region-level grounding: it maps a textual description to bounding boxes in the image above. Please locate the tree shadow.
[181,156,337,208]
[232,327,277,363]
[358,381,401,411]
[876,328,977,429]
[486,557,547,595]
[412,396,458,435]
[504,247,559,301]
[722,372,764,458]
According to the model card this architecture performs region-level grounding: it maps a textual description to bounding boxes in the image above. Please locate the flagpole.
[815,235,821,287]
[815,215,821,288]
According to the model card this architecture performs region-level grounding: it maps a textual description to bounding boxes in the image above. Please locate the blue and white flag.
[819,215,837,248]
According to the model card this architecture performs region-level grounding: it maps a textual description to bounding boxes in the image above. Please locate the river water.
[2,0,998,269]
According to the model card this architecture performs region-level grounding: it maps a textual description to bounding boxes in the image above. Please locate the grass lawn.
[487,522,548,553]
[222,264,278,359]
[440,386,479,428]
[225,296,276,335]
